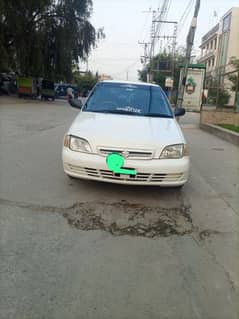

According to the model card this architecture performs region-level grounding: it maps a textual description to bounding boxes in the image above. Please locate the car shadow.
[67,177,186,205]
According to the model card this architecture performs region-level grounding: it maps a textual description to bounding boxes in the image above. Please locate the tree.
[0,0,104,81]
[138,50,186,90]
[228,57,239,92]
[73,70,98,94]
[206,78,231,107]
[138,51,186,104]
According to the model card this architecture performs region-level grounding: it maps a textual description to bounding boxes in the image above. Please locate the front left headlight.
[64,135,92,153]
[160,144,188,159]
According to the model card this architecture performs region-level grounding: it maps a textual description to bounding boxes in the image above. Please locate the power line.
[89,57,138,61]
[139,9,152,43]
[111,60,140,78]
[162,0,195,54]
[147,0,172,81]
[178,0,195,36]
[149,0,171,60]
[138,0,195,83]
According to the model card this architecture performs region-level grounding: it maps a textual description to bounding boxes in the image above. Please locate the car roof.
[99,80,160,87]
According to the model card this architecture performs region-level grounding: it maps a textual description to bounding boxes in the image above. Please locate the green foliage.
[138,51,186,90]
[138,69,147,82]
[218,124,239,133]
[187,77,196,87]
[73,71,98,93]
[229,57,239,69]
[228,57,239,92]
[0,0,104,81]
[228,74,237,91]
[208,87,231,107]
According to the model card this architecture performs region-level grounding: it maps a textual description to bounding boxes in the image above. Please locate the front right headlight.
[160,144,188,159]
[63,135,92,153]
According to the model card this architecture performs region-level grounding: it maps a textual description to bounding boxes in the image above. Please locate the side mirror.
[174,107,185,117]
[69,98,82,109]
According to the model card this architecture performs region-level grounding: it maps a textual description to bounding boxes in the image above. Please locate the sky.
[79,0,239,81]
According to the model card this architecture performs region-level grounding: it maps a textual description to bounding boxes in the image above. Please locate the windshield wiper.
[85,109,143,115]
[143,113,173,118]
[84,109,172,118]
[85,109,111,113]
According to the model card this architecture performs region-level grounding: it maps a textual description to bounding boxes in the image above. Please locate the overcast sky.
[79,0,239,81]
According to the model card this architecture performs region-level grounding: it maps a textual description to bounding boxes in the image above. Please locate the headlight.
[63,135,92,153]
[160,144,188,159]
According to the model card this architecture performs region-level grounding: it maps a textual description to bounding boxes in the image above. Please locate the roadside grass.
[218,124,239,133]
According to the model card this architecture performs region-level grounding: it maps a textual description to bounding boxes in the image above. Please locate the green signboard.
[17,77,32,88]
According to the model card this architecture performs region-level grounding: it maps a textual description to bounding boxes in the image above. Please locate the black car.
[54,84,79,99]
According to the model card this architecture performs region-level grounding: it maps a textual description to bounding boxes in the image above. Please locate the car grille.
[66,164,183,183]
[97,147,154,160]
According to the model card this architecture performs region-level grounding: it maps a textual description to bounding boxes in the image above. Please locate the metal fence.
[203,67,239,109]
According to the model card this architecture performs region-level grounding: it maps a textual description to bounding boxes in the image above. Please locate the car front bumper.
[62,148,190,186]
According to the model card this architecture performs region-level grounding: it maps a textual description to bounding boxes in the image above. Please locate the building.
[98,74,113,81]
[198,7,239,105]
[199,7,239,74]
[198,23,219,73]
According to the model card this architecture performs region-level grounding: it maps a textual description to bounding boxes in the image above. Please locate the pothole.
[63,202,194,238]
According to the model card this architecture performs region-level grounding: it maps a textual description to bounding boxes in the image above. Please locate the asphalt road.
[0,97,239,319]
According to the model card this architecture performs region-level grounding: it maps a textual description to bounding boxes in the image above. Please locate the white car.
[62,80,189,187]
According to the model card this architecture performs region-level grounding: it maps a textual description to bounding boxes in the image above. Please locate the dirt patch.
[0,198,224,239]
[63,201,193,238]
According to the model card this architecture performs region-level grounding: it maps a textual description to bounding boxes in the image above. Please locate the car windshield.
[83,82,173,118]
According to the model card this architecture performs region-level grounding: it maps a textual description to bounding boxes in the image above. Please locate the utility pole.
[139,0,173,83]
[139,41,151,82]
[139,41,151,67]
[148,0,170,82]
[176,0,200,109]
[150,20,177,93]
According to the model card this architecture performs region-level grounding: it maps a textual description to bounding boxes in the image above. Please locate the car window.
[84,83,173,117]
[150,87,172,114]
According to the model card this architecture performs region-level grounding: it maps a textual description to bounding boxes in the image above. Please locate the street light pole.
[176,0,200,109]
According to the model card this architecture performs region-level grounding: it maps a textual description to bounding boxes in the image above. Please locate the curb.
[200,123,239,146]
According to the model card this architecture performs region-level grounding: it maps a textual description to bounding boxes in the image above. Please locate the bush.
[208,87,231,107]
[217,89,231,107]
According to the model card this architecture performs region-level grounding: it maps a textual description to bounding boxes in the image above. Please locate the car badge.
[122,150,130,158]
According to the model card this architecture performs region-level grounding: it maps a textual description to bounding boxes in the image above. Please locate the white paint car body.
[62,81,189,186]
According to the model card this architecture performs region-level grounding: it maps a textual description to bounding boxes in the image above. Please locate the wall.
[200,109,239,125]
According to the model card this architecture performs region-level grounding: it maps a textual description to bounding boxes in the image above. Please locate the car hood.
[68,111,185,154]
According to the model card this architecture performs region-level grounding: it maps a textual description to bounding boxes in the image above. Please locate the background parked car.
[54,83,79,99]
[41,80,55,101]
[0,73,17,95]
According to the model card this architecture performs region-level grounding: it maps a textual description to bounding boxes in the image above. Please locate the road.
[0,97,239,319]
